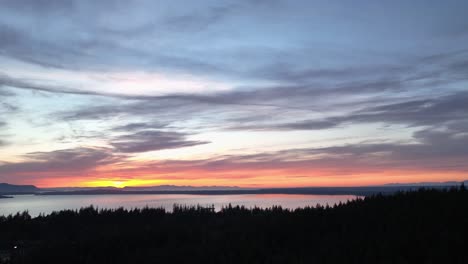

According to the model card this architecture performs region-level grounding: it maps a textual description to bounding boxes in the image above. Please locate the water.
[0,194,359,217]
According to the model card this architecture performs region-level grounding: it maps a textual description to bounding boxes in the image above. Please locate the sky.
[1,0,468,188]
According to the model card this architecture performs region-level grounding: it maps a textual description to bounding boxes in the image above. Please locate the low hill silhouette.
[0,183,39,194]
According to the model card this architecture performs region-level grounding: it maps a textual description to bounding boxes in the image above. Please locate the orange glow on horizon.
[26,169,468,189]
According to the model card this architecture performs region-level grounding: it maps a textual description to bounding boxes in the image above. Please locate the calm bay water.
[0,194,359,217]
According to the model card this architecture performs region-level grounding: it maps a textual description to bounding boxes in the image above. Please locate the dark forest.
[1,186,467,264]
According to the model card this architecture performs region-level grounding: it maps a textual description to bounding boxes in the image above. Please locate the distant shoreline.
[32,185,461,197]
[2,183,465,197]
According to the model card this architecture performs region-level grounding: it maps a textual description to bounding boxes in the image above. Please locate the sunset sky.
[1,0,467,188]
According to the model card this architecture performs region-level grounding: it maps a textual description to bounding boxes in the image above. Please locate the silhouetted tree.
[0,186,467,264]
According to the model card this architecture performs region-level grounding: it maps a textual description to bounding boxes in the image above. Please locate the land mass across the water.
[1,187,467,263]
[1,181,467,196]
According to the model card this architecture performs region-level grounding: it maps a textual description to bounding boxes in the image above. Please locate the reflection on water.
[0,194,359,217]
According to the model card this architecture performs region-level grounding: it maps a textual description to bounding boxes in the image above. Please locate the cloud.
[2,121,467,183]
[0,1,260,76]
[0,121,9,147]
[112,122,168,132]
[0,84,16,97]
[2,0,73,12]
[229,120,340,131]
[0,147,119,177]
[2,0,467,83]
[0,138,7,148]
[0,23,25,49]
[0,89,14,97]
[2,42,467,129]
[1,0,468,186]
[164,2,238,32]
[0,73,119,97]
[333,91,468,127]
[228,90,468,131]
[51,78,408,123]
[110,130,209,153]
[304,128,468,171]
[129,124,468,178]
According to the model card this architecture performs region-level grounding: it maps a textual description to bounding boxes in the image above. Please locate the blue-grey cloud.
[229,90,468,131]
[1,0,467,82]
[111,130,209,153]
[1,0,468,185]
[0,121,7,147]
[112,122,169,132]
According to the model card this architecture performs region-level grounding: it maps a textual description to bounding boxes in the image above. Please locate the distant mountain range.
[0,180,466,196]
[40,185,243,192]
[123,185,243,191]
[0,183,39,194]
[383,180,468,186]
[0,183,244,194]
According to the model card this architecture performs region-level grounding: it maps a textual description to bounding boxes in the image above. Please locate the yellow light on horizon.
[83,178,168,188]
[112,181,125,188]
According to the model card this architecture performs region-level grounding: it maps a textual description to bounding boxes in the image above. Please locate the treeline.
[0,186,467,264]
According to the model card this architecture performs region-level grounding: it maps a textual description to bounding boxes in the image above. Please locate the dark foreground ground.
[0,186,467,264]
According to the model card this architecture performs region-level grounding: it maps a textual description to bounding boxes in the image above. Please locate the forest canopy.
[0,186,467,264]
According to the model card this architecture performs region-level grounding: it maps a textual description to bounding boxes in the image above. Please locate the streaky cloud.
[0,147,120,178]
[111,130,209,153]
